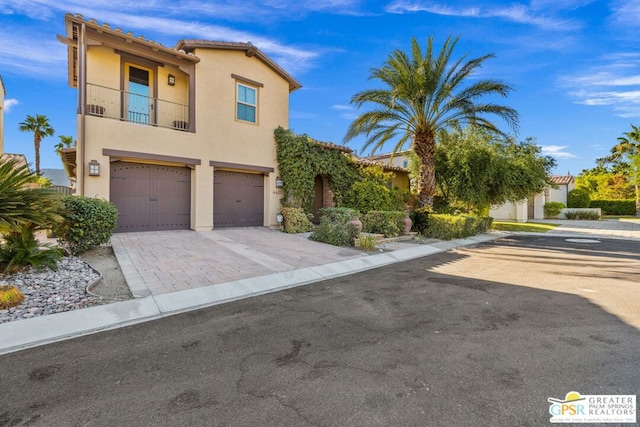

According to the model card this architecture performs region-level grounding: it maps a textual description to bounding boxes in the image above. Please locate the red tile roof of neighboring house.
[353,157,409,173]
[550,175,575,185]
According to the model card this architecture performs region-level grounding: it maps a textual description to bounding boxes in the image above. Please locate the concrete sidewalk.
[534,218,640,240]
[1,218,638,355]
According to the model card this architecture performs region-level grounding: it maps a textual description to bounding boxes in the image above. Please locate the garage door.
[214,171,264,227]
[110,162,191,232]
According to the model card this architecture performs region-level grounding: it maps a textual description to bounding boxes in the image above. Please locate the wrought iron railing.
[85,83,190,131]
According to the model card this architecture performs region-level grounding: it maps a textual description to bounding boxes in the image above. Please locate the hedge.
[589,200,636,216]
[567,188,590,208]
[310,208,359,246]
[424,214,493,240]
[361,211,405,237]
[56,196,119,255]
[280,207,313,233]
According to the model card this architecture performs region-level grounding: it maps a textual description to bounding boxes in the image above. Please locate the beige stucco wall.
[490,200,528,222]
[80,44,291,230]
[547,183,575,205]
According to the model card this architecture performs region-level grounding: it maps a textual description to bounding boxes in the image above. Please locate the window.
[236,83,257,123]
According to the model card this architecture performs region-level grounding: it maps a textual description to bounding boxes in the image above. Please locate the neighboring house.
[58,14,301,232]
[0,153,29,170]
[368,150,412,169]
[490,175,576,222]
[546,175,576,204]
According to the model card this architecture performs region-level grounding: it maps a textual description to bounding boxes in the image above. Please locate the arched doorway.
[311,175,323,224]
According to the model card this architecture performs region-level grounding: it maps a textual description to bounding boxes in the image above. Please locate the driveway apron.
[110,227,367,297]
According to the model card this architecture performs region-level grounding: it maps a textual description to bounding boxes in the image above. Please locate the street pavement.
[1,234,638,426]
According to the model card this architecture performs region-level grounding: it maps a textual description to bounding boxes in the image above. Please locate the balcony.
[85,83,190,131]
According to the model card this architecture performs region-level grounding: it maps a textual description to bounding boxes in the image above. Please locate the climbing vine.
[274,127,358,211]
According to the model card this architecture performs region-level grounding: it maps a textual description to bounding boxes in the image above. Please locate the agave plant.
[0,227,63,274]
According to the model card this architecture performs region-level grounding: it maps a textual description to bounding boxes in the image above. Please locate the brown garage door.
[110,162,191,232]
[214,171,264,227]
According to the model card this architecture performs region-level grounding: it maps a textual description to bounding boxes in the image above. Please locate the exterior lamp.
[167,74,176,86]
[88,160,100,176]
[275,177,284,188]
[276,213,284,224]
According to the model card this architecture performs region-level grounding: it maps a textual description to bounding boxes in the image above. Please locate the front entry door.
[127,65,153,125]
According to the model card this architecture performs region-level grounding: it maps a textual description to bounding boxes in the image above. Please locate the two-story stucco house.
[58,14,301,232]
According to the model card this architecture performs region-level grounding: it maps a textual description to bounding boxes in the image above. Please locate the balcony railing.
[85,83,190,131]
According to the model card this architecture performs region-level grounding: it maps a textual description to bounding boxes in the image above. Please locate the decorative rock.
[0,256,103,324]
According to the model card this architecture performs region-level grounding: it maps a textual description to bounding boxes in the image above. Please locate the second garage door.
[214,171,264,227]
[110,162,191,232]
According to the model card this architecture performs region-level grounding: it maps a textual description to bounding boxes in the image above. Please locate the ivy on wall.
[274,127,358,211]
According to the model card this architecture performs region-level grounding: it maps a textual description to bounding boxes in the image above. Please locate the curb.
[0,233,502,355]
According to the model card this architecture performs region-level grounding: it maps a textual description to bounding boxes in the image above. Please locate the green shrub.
[564,210,601,220]
[424,214,492,240]
[410,207,432,234]
[356,234,377,251]
[544,202,566,218]
[57,196,119,255]
[310,217,359,246]
[589,199,636,216]
[567,189,591,208]
[318,207,359,224]
[0,227,63,274]
[280,207,313,233]
[361,211,404,237]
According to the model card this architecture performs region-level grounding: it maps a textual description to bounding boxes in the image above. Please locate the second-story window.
[236,83,257,123]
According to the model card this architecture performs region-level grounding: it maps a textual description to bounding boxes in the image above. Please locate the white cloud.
[560,51,640,119]
[331,104,359,119]
[385,1,582,30]
[540,145,576,158]
[0,1,324,77]
[3,98,19,112]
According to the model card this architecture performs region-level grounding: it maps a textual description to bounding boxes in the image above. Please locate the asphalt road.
[2,235,639,426]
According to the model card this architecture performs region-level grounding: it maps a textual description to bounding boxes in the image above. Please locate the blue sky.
[1,0,639,176]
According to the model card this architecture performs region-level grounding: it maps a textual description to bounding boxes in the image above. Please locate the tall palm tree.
[344,36,519,208]
[609,124,640,216]
[19,114,55,175]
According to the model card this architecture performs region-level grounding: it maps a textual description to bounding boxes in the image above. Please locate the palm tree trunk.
[34,136,41,176]
[414,133,436,208]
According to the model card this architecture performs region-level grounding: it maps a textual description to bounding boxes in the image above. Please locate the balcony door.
[126,64,154,125]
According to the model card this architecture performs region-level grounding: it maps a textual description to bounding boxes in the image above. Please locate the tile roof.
[312,140,353,153]
[353,157,409,173]
[64,14,200,63]
[550,175,575,185]
[176,40,301,92]
[1,153,29,171]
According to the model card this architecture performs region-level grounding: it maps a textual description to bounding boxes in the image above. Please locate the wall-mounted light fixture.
[275,177,284,188]
[88,160,100,176]
[167,74,176,86]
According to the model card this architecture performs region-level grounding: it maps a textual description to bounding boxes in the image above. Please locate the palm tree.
[344,36,519,208]
[19,114,55,175]
[0,157,63,233]
[609,124,640,216]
